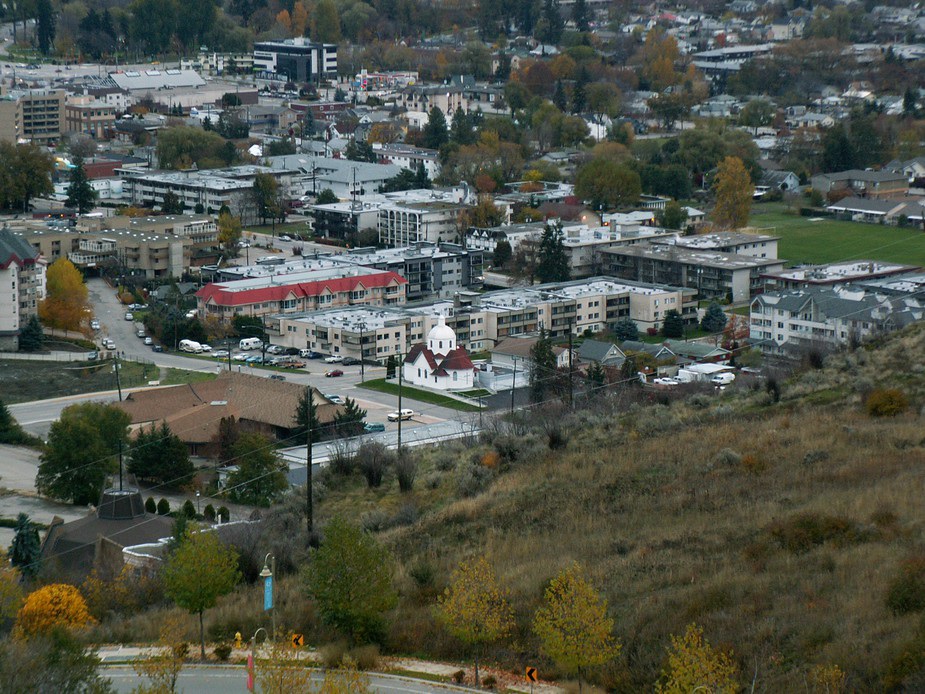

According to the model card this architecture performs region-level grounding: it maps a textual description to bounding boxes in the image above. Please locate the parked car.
[213,349,229,358]
[233,353,249,361]
[86,351,98,361]
[90,320,100,331]
[152,345,163,353]
[387,409,415,422]
[299,349,321,359]
[324,369,344,377]
[200,344,212,352]
[124,312,134,321]
[266,344,284,354]
[711,373,736,386]
[342,357,360,366]
[325,393,344,404]
[324,355,344,363]
[279,235,292,242]
[269,374,286,381]
[144,337,153,345]
[653,378,679,387]
[363,422,386,433]
[136,329,146,338]
[246,355,265,365]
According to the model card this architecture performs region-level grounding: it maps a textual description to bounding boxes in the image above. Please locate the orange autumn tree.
[38,258,90,332]
[16,584,95,637]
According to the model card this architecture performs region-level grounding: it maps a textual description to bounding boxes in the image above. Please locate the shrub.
[455,461,494,498]
[452,670,466,684]
[433,447,460,472]
[714,448,741,467]
[217,506,230,522]
[886,557,925,616]
[16,584,95,637]
[391,503,418,527]
[481,449,501,469]
[767,512,867,554]
[361,510,388,533]
[866,388,908,417]
[394,453,418,492]
[213,643,232,661]
[350,644,379,670]
[320,641,348,668]
[157,498,170,515]
[145,497,157,513]
[357,442,393,488]
[328,440,357,476]
[482,674,497,689]
[409,558,436,590]
[182,500,196,519]
[203,504,216,522]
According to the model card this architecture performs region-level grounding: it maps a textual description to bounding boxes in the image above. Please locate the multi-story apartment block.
[602,243,785,303]
[267,277,697,359]
[378,200,466,247]
[0,229,46,351]
[12,214,216,278]
[749,286,925,357]
[0,89,65,144]
[649,231,780,259]
[195,267,407,321]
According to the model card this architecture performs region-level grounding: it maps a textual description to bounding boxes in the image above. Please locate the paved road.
[103,664,472,694]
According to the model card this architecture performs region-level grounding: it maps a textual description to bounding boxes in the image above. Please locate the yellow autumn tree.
[712,156,753,230]
[291,1,310,36]
[276,9,292,33]
[655,623,739,694]
[132,615,189,694]
[15,583,95,638]
[808,663,847,693]
[217,211,243,255]
[437,555,515,687]
[38,257,90,332]
[0,561,24,622]
[641,29,681,91]
[532,562,620,693]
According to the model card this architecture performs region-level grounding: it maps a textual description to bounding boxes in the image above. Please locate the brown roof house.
[40,487,175,582]
[116,371,342,456]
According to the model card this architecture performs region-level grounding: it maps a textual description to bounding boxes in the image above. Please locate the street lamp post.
[259,554,276,640]
[359,321,366,382]
[195,491,200,515]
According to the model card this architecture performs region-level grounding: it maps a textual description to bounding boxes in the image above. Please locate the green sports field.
[748,203,925,267]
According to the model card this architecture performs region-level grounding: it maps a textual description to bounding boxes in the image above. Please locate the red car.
[324,369,344,377]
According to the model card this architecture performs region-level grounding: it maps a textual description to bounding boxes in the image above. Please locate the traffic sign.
[526,666,538,682]
[291,633,304,648]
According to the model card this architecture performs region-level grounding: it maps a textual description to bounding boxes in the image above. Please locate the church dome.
[427,315,456,355]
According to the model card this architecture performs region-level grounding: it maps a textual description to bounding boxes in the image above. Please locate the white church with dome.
[402,316,476,391]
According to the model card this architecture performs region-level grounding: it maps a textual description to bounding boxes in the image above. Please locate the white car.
[213,349,229,358]
[266,344,284,354]
[653,378,679,387]
[324,355,343,363]
[325,394,344,405]
[124,312,134,321]
[387,409,415,422]
[144,337,153,345]
[200,344,212,352]
[279,235,292,242]
[90,319,100,330]
[233,352,249,361]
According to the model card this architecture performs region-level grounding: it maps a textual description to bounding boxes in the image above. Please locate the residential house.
[810,170,909,199]
[577,339,626,367]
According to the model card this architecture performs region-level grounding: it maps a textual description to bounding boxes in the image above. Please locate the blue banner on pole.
[264,575,273,611]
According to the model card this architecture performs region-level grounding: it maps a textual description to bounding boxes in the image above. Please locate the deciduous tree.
[0,629,111,691]
[304,517,396,643]
[36,403,130,505]
[163,530,240,659]
[712,156,752,230]
[132,615,187,694]
[437,556,514,686]
[574,159,641,211]
[532,562,620,693]
[38,258,90,333]
[16,584,95,637]
[655,623,738,694]
[217,211,243,255]
[161,190,184,214]
[317,656,371,693]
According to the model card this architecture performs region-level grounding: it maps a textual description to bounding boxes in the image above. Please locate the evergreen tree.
[536,222,571,283]
[160,190,184,215]
[572,0,590,32]
[414,162,432,189]
[303,109,315,137]
[553,80,568,112]
[662,309,684,339]
[700,302,728,333]
[537,0,563,45]
[493,239,512,269]
[9,513,40,578]
[227,433,288,507]
[18,314,43,352]
[294,387,320,445]
[386,354,397,379]
[612,317,639,342]
[36,0,56,55]
[127,422,194,487]
[586,361,605,393]
[345,139,376,163]
[422,107,449,150]
[65,157,97,214]
[529,331,556,404]
[450,107,475,145]
[334,397,367,438]
[571,67,589,114]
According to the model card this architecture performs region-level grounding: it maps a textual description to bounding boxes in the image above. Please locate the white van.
[711,372,736,386]
[179,339,203,353]
[239,337,263,351]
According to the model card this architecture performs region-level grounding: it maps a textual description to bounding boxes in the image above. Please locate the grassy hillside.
[748,202,925,267]
[82,325,925,692]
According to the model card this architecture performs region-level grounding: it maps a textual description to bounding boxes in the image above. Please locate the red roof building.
[195,268,407,321]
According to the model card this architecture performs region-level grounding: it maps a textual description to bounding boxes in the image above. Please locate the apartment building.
[0,89,65,144]
[195,267,407,321]
[268,277,696,359]
[120,166,296,223]
[602,243,785,303]
[371,143,440,180]
[650,231,780,259]
[762,261,920,292]
[0,229,46,351]
[749,286,925,357]
[12,214,216,278]
[378,200,466,247]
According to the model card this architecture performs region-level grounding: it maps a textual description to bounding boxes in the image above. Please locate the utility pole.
[568,321,574,408]
[305,388,313,542]
[359,321,366,382]
[114,353,123,402]
[510,358,516,416]
[397,354,403,452]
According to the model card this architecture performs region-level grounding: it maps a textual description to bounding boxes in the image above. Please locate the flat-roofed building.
[378,200,466,247]
[762,261,920,292]
[253,38,337,83]
[65,95,116,139]
[0,229,46,351]
[650,230,780,259]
